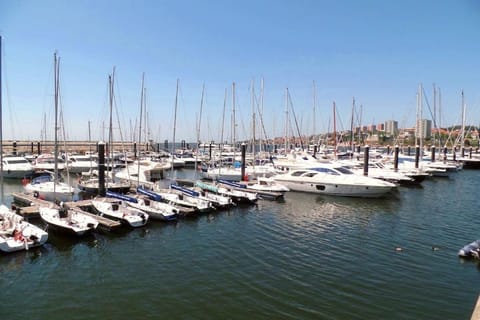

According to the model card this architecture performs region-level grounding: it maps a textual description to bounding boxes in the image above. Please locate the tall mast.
[108,67,115,162]
[260,77,264,153]
[232,82,236,155]
[461,90,465,149]
[350,97,355,152]
[284,88,289,153]
[251,79,256,165]
[54,52,59,186]
[194,83,205,179]
[333,101,337,159]
[137,72,145,186]
[313,80,316,140]
[171,78,179,179]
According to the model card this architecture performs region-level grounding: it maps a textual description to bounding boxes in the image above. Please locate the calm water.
[1,169,480,319]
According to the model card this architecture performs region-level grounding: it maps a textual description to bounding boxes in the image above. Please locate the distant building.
[416,119,432,139]
[384,120,398,136]
[376,123,385,131]
[367,124,376,133]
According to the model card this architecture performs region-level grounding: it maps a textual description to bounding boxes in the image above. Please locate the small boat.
[39,206,99,236]
[92,196,149,228]
[1,155,34,179]
[139,186,211,214]
[0,205,48,252]
[174,182,233,209]
[77,177,131,195]
[458,240,480,258]
[23,171,75,202]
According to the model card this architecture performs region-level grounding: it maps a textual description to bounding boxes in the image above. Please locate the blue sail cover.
[170,184,200,197]
[106,190,138,203]
[137,186,162,202]
[218,179,247,189]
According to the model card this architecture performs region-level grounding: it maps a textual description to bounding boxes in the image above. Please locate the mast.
[284,88,289,153]
[219,89,227,173]
[461,90,465,149]
[108,67,115,172]
[232,82,236,158]
[333,101,337,159]
[260,77,264,154]
[350,97,355,152]
[251,79,255,166]
[194,83,205,179]
[171,79,179,179]
[313,80,316,142]
[54,52,60,188]
[137,72,145,186]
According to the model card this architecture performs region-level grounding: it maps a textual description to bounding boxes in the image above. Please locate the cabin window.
[304,172,317,178]
[316,185,325,191]
[292,171,307,176]
[112,204,119,211]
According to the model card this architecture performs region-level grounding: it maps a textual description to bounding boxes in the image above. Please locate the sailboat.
[23,52,74,202]
[77,68,131,194]
[32,53,98,236]
[0,36,48,252]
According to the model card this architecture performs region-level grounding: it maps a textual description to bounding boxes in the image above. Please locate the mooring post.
[431,146,436,162]
[453,147,457,161]
[98,142,106,197]
[12,141,17,156]
[37,141,41,155]
[415,145,420,169]
[241,143,247,181]
[394,145,399,172]
[363,145,369,176]
[133,142,137,160]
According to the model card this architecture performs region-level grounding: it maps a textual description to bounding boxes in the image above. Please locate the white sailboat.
[39,206,99,236]
[91,197,149,227]
[23,52,74,202]
[0,36,48,251]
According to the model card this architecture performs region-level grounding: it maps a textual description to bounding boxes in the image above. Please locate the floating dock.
[12,193,121,231]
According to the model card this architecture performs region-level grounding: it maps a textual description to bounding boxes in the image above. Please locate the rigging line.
[287,89,304,150]
[253,86,269,142]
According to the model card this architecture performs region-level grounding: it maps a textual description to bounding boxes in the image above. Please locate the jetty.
[12,193,121,230]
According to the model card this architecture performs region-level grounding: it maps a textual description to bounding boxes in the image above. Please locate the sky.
[1,0,480,143]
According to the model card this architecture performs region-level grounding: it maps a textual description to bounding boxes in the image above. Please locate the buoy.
[395,247,403,252]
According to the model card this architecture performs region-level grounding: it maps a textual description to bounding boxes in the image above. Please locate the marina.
[2,2,480,318]
[1,166,480,319]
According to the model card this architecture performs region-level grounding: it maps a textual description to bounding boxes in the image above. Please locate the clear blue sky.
[1,0,480,143]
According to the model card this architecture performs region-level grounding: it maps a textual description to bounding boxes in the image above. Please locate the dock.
[472,295,480,320]
[12,192,59,218]
[12,192,121,230]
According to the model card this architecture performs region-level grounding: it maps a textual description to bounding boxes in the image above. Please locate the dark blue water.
[1,169,479,319]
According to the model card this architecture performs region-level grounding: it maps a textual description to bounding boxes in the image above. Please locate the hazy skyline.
[1,0,480,143]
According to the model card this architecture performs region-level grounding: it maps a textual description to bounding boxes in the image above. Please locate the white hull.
[39,207,98,236]
[272,165,395,198]
[0,205,48,252]
[92,200,148,227]
[24,181,74,202]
